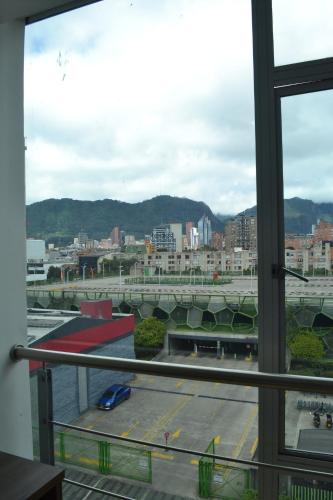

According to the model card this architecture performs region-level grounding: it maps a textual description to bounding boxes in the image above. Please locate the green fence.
[199,438,251,499]
[54,431,152,483]
[291,485,333,500]
[199,438,215,497]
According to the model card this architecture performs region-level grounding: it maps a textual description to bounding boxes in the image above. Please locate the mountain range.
[26,195,224,246]
[26,195,333,245]
[243,197,333,234]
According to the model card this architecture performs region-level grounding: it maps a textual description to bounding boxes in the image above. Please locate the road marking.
[121,420,140,437]
[176,380,185,389]
[250,437,258,457]
[140,396,190,443]
[79,456,99,466]
[190,459,199,465]
[220,406,258,482]
[231,406,258,460]
[214,435,221,445]
[171,428,182,440]
[152,451,174,461]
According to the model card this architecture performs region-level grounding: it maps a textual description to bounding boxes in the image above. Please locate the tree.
[101,257,137,276]
[135,317,167,348]
[47,265,61,282]
[289,333,324,360]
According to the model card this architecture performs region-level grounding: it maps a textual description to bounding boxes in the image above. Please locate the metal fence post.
[38,368,54,465]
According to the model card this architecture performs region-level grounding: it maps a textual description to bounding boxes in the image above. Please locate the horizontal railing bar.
[12,345,333,393]
[63,478,134,499]
[53,420,333,479]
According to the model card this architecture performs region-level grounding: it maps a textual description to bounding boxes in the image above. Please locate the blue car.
[97,384,131,410]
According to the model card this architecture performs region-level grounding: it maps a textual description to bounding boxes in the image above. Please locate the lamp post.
[119,262,123,286]
[250,264,253,294]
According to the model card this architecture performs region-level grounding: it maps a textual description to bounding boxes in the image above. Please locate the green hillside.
[26,195,224,245]
[244,197,333,234]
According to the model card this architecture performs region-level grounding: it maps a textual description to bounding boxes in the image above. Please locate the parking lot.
[66,353,258,498]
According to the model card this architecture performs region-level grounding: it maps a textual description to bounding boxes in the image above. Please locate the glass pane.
[25,0,258,374]
[273,0,333,66]
[33,364,258,498]
[285,390,333,455]
[280,474,333,500]
[282,89,333,452]
[25,1,259,495]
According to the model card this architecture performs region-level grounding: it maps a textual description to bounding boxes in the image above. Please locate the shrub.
[289,333,324,361]
[135,317,167,348]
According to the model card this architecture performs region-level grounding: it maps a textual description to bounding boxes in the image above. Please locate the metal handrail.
[12,345,333,394]
[63,478,133,499]
[52,420,333,479]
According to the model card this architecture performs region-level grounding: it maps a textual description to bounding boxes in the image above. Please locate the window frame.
[252,1,333,497]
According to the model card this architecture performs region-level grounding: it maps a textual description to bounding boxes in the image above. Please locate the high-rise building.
[169,223,183,252]
[212,231,224,250]
[120,230,126,247]
[197,215,212,248]
[78,230,89,245]
[224,214,257,251]
[151,225,176,252]
[190,227,199,250]
[111,226,120,246]
[185,222,193,246]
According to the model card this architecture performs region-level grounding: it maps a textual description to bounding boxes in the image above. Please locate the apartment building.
[150,225,176,252]
[135,249,257,274]
[224,213,257,251]
[285,241,332,273]
[26,239,47,283]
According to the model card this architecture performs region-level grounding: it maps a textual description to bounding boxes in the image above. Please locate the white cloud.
[25,0,333,215]
[24,0,256,214]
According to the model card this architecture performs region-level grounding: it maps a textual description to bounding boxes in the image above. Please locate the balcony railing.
[11,345,333,499]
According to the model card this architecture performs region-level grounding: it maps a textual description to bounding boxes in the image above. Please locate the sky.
[24,0,333,214]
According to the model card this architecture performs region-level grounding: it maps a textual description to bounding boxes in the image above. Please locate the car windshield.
[103,390,115,397]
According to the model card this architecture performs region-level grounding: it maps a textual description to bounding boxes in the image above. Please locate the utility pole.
[119,262,123,286]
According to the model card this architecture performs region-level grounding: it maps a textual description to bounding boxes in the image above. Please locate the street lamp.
[250,264,253,294]
[119,262,123,286]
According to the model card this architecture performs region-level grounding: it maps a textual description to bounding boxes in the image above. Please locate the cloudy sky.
[24,0,333,214]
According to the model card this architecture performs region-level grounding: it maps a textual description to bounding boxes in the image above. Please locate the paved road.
[30,275,333,297]
[66,354,258,499]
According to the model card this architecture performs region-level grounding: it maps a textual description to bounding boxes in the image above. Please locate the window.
[253,1,333,495]
[24,0,262,497]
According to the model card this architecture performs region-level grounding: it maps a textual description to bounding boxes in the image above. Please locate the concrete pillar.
[216,340,221,359]
[78,367,88,413]
[0,20,33,458]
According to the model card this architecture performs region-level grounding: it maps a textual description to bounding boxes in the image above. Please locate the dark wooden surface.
[0,451,64,500]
